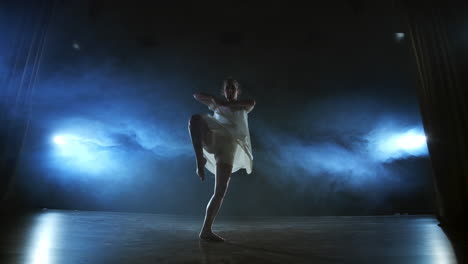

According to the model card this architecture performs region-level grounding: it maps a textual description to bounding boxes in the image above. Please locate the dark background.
[1,0,435,216]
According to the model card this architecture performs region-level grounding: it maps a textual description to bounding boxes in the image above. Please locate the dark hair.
[220,77,242,96]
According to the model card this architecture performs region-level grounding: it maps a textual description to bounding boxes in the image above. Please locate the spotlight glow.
[51,133,114,174]
[395,133,427,150]
[367,127,429,162]
[52,135,66,145]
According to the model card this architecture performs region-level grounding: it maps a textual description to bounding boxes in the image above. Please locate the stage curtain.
[0,0,55,206]
[406,2,468,228]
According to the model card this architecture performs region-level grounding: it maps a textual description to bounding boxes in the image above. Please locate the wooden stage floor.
[0,210,463,263]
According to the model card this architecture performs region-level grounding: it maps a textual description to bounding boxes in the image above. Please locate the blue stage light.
[50,133,113,175]
[395,132,427,151]
[369,127,428,162]
[52,135,66,145]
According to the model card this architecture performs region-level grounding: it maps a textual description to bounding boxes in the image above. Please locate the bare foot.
[199,230,225,242]
[196,156,207,181]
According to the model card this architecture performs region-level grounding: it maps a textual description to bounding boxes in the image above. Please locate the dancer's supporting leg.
[188,114,211,180]
[199,162,233,241]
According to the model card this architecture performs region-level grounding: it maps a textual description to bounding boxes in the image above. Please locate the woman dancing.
[188,78,255,241]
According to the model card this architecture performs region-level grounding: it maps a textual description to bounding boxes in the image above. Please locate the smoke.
[30,64,195,186]
[3,1,434,215]
[253,95,429,192]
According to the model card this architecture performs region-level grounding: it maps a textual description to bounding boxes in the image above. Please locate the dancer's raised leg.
[188,114,211,180]
[199,162,232,241]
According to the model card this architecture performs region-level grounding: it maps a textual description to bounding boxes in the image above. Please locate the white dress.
[201,101,253,175]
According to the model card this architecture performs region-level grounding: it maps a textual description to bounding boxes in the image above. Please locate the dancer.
[188,78,255,241]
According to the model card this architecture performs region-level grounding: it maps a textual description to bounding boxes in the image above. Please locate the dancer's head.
[222,77,241,102]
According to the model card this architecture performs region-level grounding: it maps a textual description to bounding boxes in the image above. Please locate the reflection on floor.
[0,210,462,263]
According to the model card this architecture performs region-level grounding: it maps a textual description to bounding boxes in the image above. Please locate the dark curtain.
[0,0,55,207]
[405,1,468,229]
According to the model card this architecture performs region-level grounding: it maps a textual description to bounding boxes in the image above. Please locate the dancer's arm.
[226,99,256,113]
[193,92,222,110]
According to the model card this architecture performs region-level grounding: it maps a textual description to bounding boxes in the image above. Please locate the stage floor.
[0,210,461,263]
